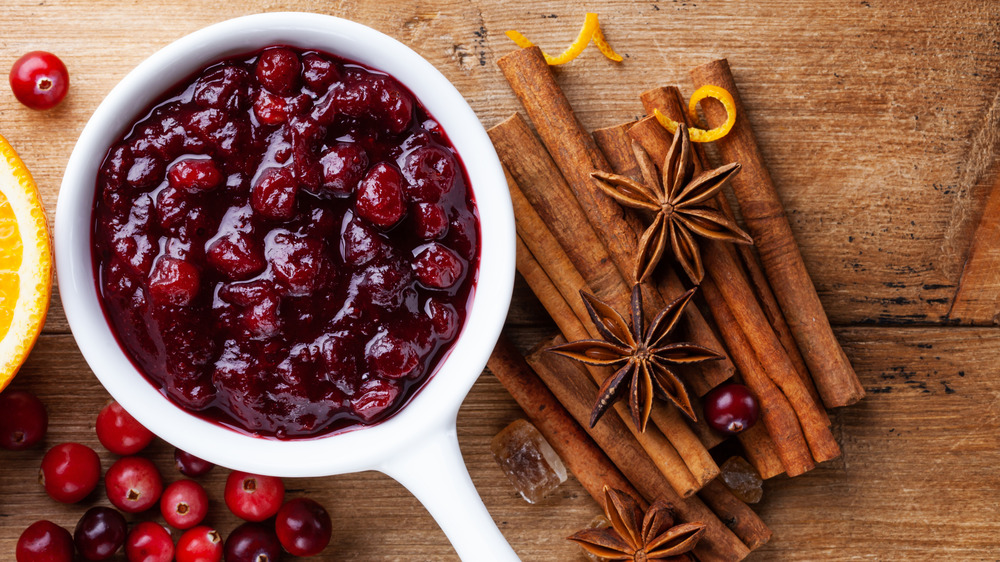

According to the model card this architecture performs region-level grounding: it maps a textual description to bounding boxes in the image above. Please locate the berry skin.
[224,522,282,562]
[148,256,201,306]
[0,389,48,450]
[74,506,127,561]
[174,447,214,477]
[256,47,301,96]
[224,471,285,522]
[95,400,154,455]
[206,234,266,281]
[301,53,339,92]
[169,159,222,192]
[39,442,101,503]
[355,163,405,229]
[412,243,465,289]
[704,383,760,435]
[161,479,209,530]
[275,497,333,557]
[176,526,223,562]
[351,378,401,423]
[9,51,69,110]
[319,142,368,197]
[412,202,449,240]
[104,456,164,513]
[126,522,175,562]
[16,520,74,562]
[251,167,298,220]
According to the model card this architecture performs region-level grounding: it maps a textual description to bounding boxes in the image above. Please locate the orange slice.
[0,133,51,393]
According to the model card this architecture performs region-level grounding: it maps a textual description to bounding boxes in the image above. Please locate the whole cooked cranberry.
[224,522,282,562]
[126,521,175,562]
[402,145,457,202]
[105,456,163,513]
[367,333,420,380]
[355,162,405,229]
[267,232,325,295]
[319,142,368,197]
[412,243,465,289]
[126,156,166,189]
[174,447,215,477]
[39,442,101,503]
[253,91,309,126]
[256,47,301,96]
[224,471,285,522]
[425,299,459,339]
[275,498,332,557]
[704,383,760,435]
[301,53,339,92]
[148,256,201,306]
[251,167,297,220]
[0,389,48,450]
[9,51,69,110]
[169,159,222,192]
[194,65,248,111]
[370,75,413,134]
[351,378,400,423]
[412,202,449,240]
[354,257,413,309]
[96,400,154,455]
[161,479,209,529]
[176,526,223,562]
[340,214,386,266]
[207,234,266,280]
[74,506,127,561]
[16,520,74,562]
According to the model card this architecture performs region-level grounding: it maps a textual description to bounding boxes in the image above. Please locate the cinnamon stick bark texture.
[698,479,773,551]
[735,414,786,480]
[487,335,640,506]
[690,59,864,408]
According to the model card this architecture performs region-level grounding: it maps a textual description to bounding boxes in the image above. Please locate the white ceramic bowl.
[56,13,517,560]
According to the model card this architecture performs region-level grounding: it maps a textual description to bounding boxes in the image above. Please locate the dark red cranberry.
[148,256,201,306]
[169,159,222,192]
[371,76,413,134]
[251,167,297,220]
[224,471,285,522]
[161,479,209,530]
[355,162,405,229]
[704,383,760,435]
[194,65,248,111]
[174,447,215,477]
[402,145,457,202]
[16,520,74,562]
[0,389,48,450]
[367,333,420,380]
[95,400,154,455]
[156,186,197,230]
[74,506,127,561]
[340,214,386,266]
[224,522,282,562]
[267,232,325,295]
[39,442,101,503]
[354,256,413,309]
[426,299,459,339]
[412,202,449,240]
[126,156,165,189]
[301,53,339,92]
[104,456,163,513]
[176,526,223,562]
[413,243,465,289]
[351,378,400,423]
[275,498,332,557]
[253,92,309,126]
[126,521,175,562]
[255,47,301,96]
[9,51,69,110]
[319,142,368,197]
[207,234,267,281]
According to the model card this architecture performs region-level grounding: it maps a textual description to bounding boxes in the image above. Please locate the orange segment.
[0,133,52,393]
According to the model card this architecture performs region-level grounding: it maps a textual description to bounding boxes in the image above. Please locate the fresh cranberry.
[367,333,420,380]
[160,479,209,530]
[275,498,332,557]
[105,456,164,513]
[169,159,222,192]
[224,471,285,522]
[704,383,760,435]
[301,53,339,92]
[412,202,449,240]
[148,256,201,306]
[266,232,325,295]
[95,400,154,455]
[176,526,223,562]
[174,448,215,477]
[194,65,248,111]
[412,243,465,289]
[319,142,368,197]
[224,522,282,562]
[74,507,127,561]
[9,51,69,110]
[39,442,100,503]
[0,389,48,450]
[251,167,297,220]
[402,145,457,202]
[351,378,400,423]
[126,522,175,562]
[256,47,301,96]
[16,520,74,562]
[355,163,405,229]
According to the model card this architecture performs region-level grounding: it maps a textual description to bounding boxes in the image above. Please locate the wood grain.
[0,0,997,559]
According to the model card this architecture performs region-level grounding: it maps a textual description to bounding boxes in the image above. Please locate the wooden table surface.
[1,1,999,560]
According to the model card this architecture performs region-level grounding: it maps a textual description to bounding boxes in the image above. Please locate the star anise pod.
[590,123,752,284]
[569,486,706,561]
[548,284,723,431]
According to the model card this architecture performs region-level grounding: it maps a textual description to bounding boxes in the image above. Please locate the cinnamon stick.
[698,478,773,551]
[690,59,864,408]
[736,420,785,480]
[488,335,640,506]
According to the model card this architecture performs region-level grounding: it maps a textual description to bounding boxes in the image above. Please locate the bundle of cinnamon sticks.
[485,46,865,560]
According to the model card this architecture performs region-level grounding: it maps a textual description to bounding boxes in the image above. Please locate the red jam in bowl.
[91,46,480,439]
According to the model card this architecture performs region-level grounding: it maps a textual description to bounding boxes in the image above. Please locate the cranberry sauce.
[92,46,480,439]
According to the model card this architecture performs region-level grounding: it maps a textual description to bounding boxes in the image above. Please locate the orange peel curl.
[505,13,622,65]
[653,85,738,143]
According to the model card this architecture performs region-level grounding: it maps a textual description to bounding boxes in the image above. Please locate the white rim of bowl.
[55,12,514,476]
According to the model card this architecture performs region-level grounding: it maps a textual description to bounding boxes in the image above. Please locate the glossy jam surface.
[92,46,480,438]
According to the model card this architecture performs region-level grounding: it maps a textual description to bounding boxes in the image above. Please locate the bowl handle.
[380,423,520,561]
